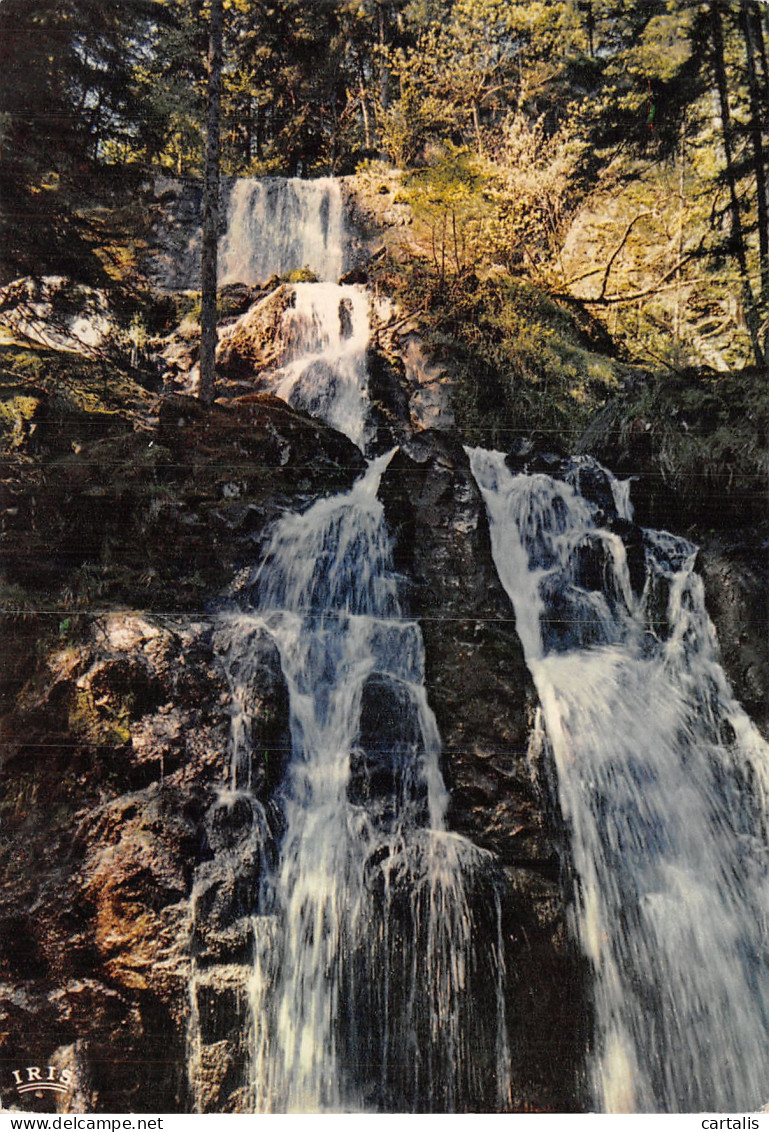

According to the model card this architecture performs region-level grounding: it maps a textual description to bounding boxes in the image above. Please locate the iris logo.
[11,1066,74,1097]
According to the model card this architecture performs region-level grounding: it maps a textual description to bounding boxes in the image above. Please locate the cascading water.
[217,177,372,448]
[469,448,769,1113]
[220,178,345,285]
[186,179,512,1113]
[228,455,511,1112]
[267,281,372,449]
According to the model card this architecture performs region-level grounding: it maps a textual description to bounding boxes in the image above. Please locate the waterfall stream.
[469,448,769,1113]
[186,178,512,1112]
[231,455,510,1112]
[220,178,345,285]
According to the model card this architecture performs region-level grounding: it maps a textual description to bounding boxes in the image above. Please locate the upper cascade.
[220,178,346,285]
[266,282,372,450]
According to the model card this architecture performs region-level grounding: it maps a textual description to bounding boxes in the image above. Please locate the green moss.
[375,257,627,449]
[0,344,150,416]
[69,686,132,747]
[0,394,39,449]
[283,268,320,284]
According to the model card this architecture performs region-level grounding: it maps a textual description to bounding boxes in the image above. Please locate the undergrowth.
[374,256,631,450]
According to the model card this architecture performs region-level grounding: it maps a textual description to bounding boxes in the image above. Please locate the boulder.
[216,285,295,381]
[379,429,589,1110]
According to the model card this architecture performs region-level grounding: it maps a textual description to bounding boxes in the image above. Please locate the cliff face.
[0,279,588,1113]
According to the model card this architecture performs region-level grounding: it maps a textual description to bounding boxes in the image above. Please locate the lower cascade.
[189,455,512,1113]
[469,448,769,1114]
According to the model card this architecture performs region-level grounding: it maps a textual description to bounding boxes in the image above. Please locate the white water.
[469,447,769,1113]
[223,455,511,1112]
[268,281,372,449]
[187,178,513,1113]
[220,178,345,285]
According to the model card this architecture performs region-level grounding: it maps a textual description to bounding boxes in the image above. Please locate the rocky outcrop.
[0,277,114,357]
[340,169,412,271]
[371,300,455,435]
[142,177,204,294]
[1,389,365,614]
[0,613,290,1113]
[697,537,769,737]
[216,286,295,383]
[379,429,589,1112]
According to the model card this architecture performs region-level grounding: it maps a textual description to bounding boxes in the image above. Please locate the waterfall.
[189,174,769,1114]
[469,448,769,1114]
[218,178,371,447]
[187,177,512,1113]
[268,281,372,449]
[211,455,510,1113]
[220,178,345,285]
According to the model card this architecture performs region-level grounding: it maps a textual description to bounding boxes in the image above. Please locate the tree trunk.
[753,1,769,98]
[673,129,686,344]
[710,1,765,366]
[360,83,373,151]
[199,0,223,404]
[378,2,389,111]
[471,102,483,155]
[741,0,769,357]
[584,0,595,57]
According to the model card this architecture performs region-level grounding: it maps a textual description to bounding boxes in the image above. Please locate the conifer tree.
[0,0,163,281]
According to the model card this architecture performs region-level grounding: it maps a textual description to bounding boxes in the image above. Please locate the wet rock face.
[698,537,769,738]
[216,285,295,383]
[347,674,429,830]
[1,390,365,615]
[0,613,290,1113]
[379,429,589,1110]
[365,347,412,453]
[380,430,539,863]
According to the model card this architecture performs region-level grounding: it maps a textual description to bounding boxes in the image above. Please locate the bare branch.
[585,251,699,305]
[598,211,653,300]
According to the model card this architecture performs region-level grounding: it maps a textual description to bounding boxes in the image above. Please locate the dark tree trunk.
[378,2,389,111]
[754,1,769,98]
[710,1,765,366]
[199,0,223,404]
[741,0,769,357]
[583,0,595,57]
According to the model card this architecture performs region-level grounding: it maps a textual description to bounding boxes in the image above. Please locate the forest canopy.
[0,0,767,370]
